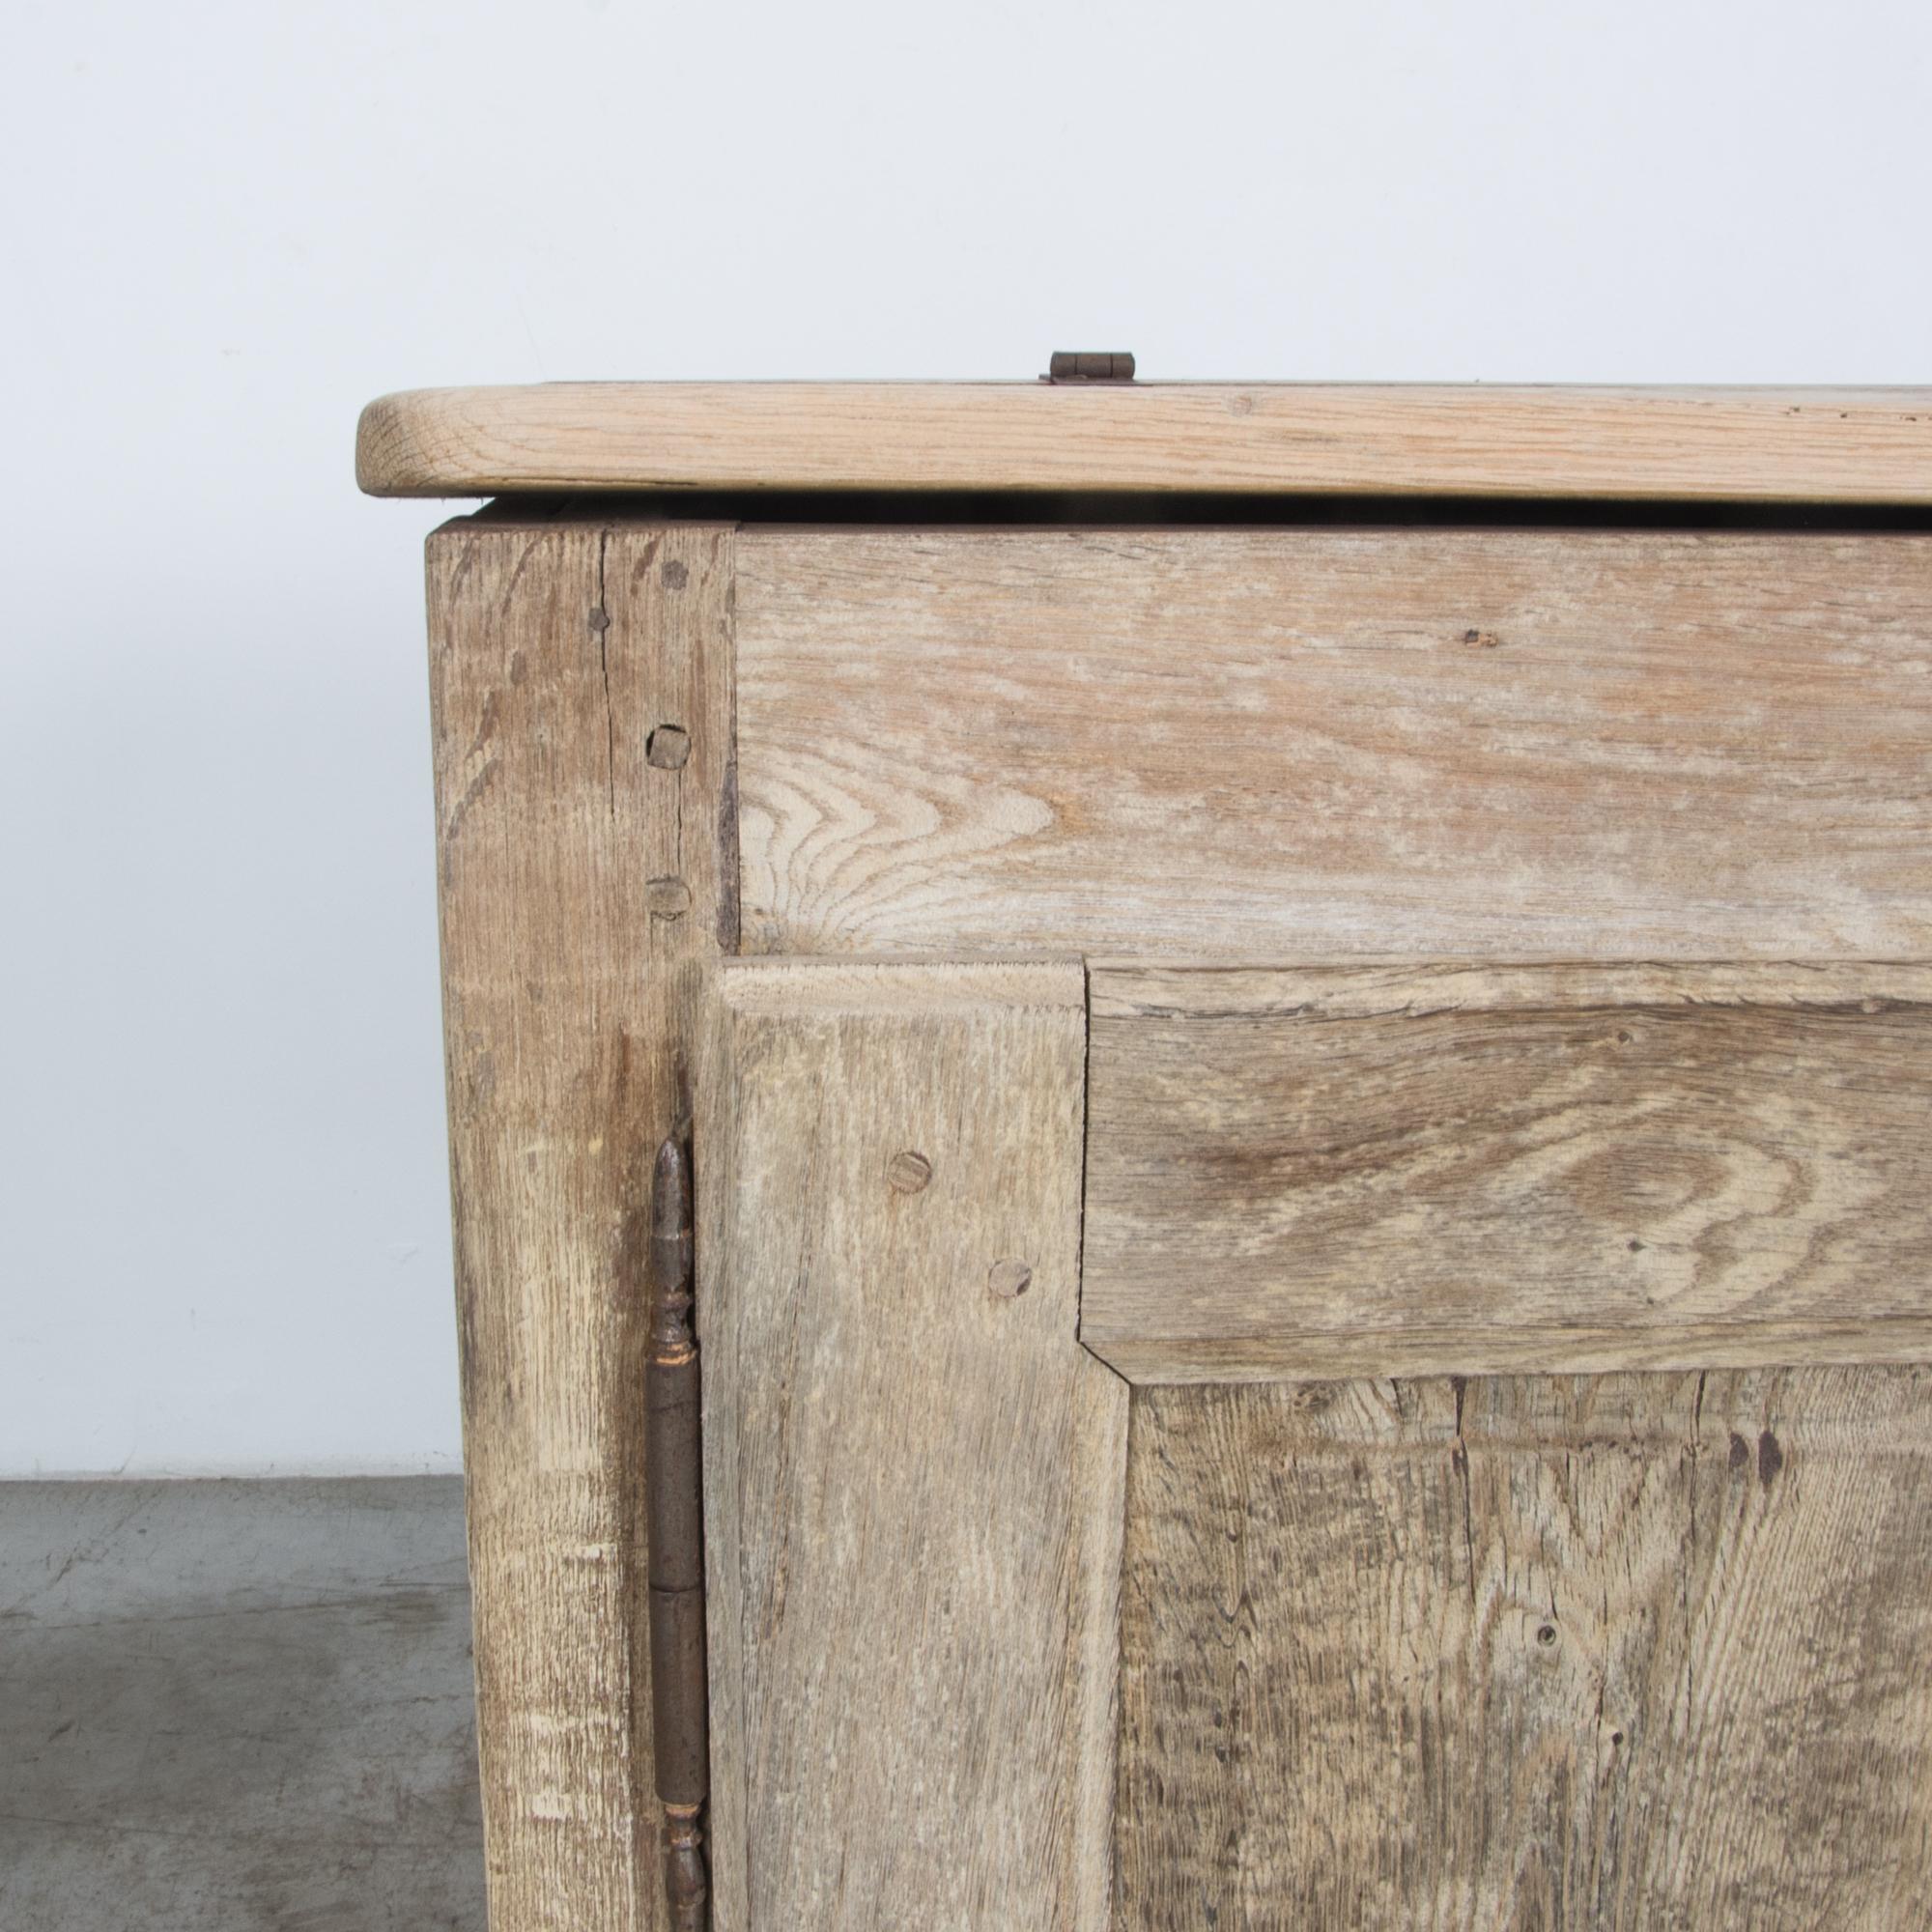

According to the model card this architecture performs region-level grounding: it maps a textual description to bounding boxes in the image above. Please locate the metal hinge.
[645,1135,709,1931]
[1044,350,1136,383]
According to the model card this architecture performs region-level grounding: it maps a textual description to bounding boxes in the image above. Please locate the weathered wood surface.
[428,516,734,1932]
[1117,1369,1932,1932]
[355,384,1932,501]
[1083,963,1932,1381]
[735,530,1932,960]
[695,959,1125,1932]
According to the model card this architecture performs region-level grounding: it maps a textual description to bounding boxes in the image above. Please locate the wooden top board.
[355,384,1932,502]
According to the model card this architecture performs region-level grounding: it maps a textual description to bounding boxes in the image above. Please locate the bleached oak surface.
[1083,963,1932,1381]
[356,384,1932,501]
[428,516,734,1932]
[401,494,1932,1932]
[695,959,1125,1932]
[735,529,1932,960]
[1117,1369,1932,1932]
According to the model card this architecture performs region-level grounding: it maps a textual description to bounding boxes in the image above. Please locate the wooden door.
[695,958,1932,1932]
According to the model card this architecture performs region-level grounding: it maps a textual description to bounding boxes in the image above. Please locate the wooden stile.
[427,516,734,1932]
[694,959,1124,1932]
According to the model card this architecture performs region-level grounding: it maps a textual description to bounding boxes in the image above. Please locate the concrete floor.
[0,1478,485,1930]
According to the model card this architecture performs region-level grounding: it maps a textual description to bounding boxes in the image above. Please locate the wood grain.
[427,515,734,1932]
[735,529,1932,961]
[1083,962,1932,1382]
[1117,1368,1932,1932]
[355,384,1932,501]
[694,958,1125,1932]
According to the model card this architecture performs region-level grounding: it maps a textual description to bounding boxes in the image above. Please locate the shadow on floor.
[0,1478,485,1931]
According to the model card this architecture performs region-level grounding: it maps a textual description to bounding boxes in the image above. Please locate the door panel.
[1116,1370,1932,1932]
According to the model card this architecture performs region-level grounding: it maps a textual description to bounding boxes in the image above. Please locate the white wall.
[3,0,1928,1475]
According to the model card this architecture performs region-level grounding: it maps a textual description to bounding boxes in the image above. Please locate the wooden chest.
[357,383,1932,1931]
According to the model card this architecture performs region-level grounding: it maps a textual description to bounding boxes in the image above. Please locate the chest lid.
[356,380,1932,502]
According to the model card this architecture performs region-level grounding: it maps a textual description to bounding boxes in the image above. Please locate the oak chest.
[357,381,1932,1931]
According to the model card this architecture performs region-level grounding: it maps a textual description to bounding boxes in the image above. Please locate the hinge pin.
[645,1135,709,1930]
[1045,350,1136,383]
